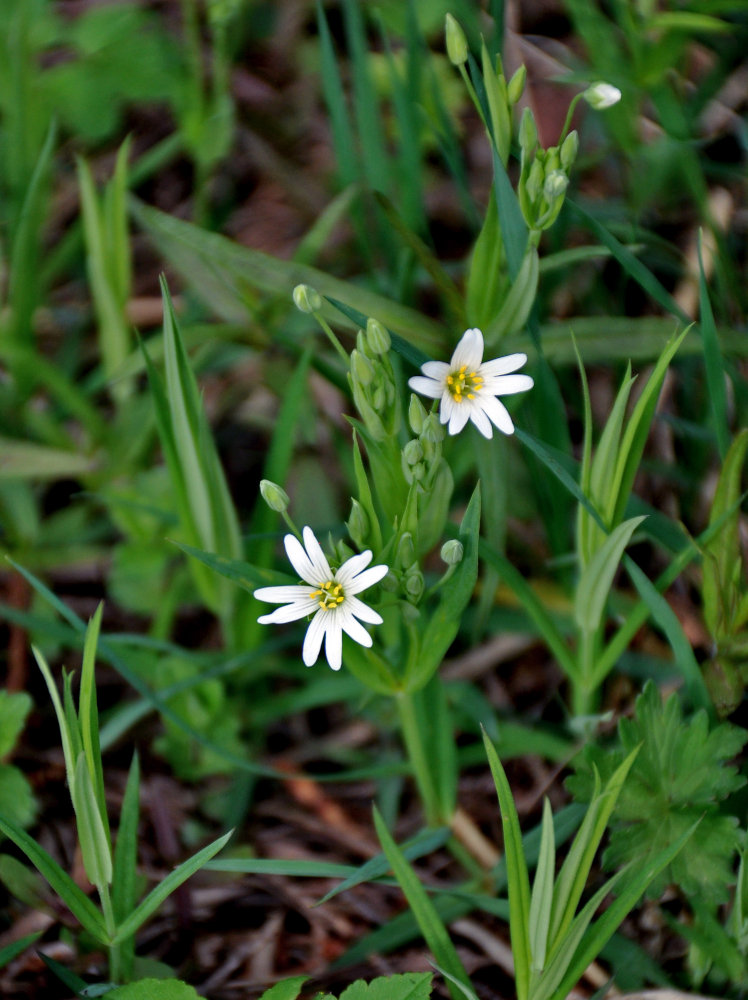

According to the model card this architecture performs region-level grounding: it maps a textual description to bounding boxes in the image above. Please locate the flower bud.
[445,13,468,66]
[365,317,391,355]
[351,348,375,387]
[347,499,369,548]
[543,169,568,203]
[560,130,579,170]
[402,439,423,466]
[421,413,445,443]
[371,383,386,411]
[440,539,464,565]
[404,564,424,601]
[507,64,526,105]
[519,107,538,156]
[408,394,427,435]
[292,284,321,313]
[259,479,289,513]
[396,532,416,569]
[583,82,621,110]
[526,159,544,202]
[380,569,400,592]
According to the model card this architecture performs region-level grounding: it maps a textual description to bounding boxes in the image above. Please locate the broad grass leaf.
[574,516,647,633]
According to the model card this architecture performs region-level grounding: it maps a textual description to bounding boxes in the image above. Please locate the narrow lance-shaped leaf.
[71,753,112,893]
[528,797,555,973]
[574,516,647,634]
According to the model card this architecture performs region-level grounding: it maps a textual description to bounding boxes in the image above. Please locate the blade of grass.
[697,231,729,459]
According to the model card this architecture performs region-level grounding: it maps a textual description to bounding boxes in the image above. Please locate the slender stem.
[280,509,304,542]
[100,883,122,983]
[312,310,350,367]
[558,93,583,143]
[395,690,441,827]
[573,628,599,717]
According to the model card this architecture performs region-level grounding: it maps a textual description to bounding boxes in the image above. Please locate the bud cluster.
[348,318,400,441]
[518,108,578,235]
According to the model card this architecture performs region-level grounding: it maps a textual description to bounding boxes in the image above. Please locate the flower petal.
[345,563,388,595]
[283,533,317,584]
[421,360,450,380]
[258,599,317,625]
[408,375,443,399]
[340,610,373,647]
[450,328,483,370]
[302,526,333,582]
[482,373,534,396]
[481,394,514,435]
[302,610,327,666]
[479,353,528,378]
[447,403,471,435]
[324,615,343,670]
[335,550,373,587]
[469,403,494,439]
[254,585,313,604]
[439,393,454,424]
[346,595,383,624]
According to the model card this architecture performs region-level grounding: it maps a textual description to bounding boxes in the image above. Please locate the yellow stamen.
[446,364,483,404]
[311,579,347,611]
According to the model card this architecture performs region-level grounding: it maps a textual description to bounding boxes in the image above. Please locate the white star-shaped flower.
[254,526,388,671]
[408,327,533,438]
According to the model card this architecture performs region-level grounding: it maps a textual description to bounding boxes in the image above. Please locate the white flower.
[583,82,621,110]
[254,526,388,671]
[408,328,533,438]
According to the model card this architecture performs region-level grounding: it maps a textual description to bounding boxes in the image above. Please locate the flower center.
[310,579,346,611]
[446,365,483,403]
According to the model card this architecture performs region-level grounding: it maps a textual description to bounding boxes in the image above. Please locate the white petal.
[481,394,515,434]
[421,360,450,379]
[345,563,388,595]
[302,526,333,582]
[346,595,383,624]
[283,533,317,584]
[302,610,327,666]
[447,403,471,435]
[258,599,317,625]
[479,353,528,378]
[340,610,373,647]
[482,373,534,396]
[254,584,314,604]
[324,615,343,670]
[450,328,484,370]
[469,404,494,439]
[439,393,454,424]
[408,376,443,399]
[335,550,372,587]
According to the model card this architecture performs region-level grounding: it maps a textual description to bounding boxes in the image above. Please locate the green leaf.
[528,798,555,972]
[112,830,233,944]
[104,980,207,1000]
[0,438,94,480]
[0,765,37,831]
[0,690,32,757]
[0,932,42,971]
[112,752,140,926]
[255,976,308,1000]
[338,972,433,1000]
[482,730,532,1000]
[71,753,112,892]
[372,806,472,1000]
[0,813,108,942]
[173,541,291,593]
[79,604,109,840]
[574,516,646,633]
[698,232,729,458]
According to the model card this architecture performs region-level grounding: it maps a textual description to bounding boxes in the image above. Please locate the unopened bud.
[260,479,289,513]
[402,439,423,466]
[440,539,464,565]
[583,82,621,110]
[347,499,369,548]
[292,284,321,313]
[409,394,427,435]
[421,413,445,443]
[396,532,416,569]
[560,130,579,170]
[365,317,391,355]
[519,107,538,155]
[543,169,568,203]
[372,384,386,410]
[404,564,424,601]
[380,569,400,592]
[445,13,468,66]
[526,159,544,201]
[507,65,526,105]
[351,348,375,387]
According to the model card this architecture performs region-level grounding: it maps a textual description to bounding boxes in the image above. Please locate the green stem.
[396,689,441,827]
[558,93,583,143]
[573,628,599,717]
[100,883,122,983]
[311,310,350,367]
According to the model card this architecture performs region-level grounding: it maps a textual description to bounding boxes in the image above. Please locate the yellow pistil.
[309,580,346,610]
[447,365,483,404]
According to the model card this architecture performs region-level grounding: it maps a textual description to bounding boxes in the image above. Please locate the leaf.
[697,231,729,458]
[173,541,291,593]
[0,438,95,480]
[574,516,647,633]
[104,980,207,1000]
[338,972,433,1000]
[112,753,140,926]
[482,730,532,1000]
[0,932,41,971]
[111,830,233,944]
[0,690,32,758]
[372,807,472,1000]
[254,976,308,1000]
[71,753,112,892]
[528,798,555,971]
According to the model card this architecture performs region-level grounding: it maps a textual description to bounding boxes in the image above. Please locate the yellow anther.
[468,393,475,399]
[446,375,453,384]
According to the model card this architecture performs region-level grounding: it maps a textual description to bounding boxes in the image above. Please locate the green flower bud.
[519,107,538,156]
[347,499,369,548]
[445,13,468,66]
[440,539,464,565]
[402,439,424,466]
[421,413,445,443]
[356,329,370,356]
[396,532,416,569]
[583,82,621,110]
[545,147,560,174]
[260,479,289,513]
[292,284,321,313]
[543,169,568,203]
[526,159,544,202]
[372,384,386,410]
[507,64,526,105]
[380,569,400,592]
[404,563,424,601]
[365,317,391,355]
[560,130,579,171]
[409,394,427,435]
[351,348,376,387]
